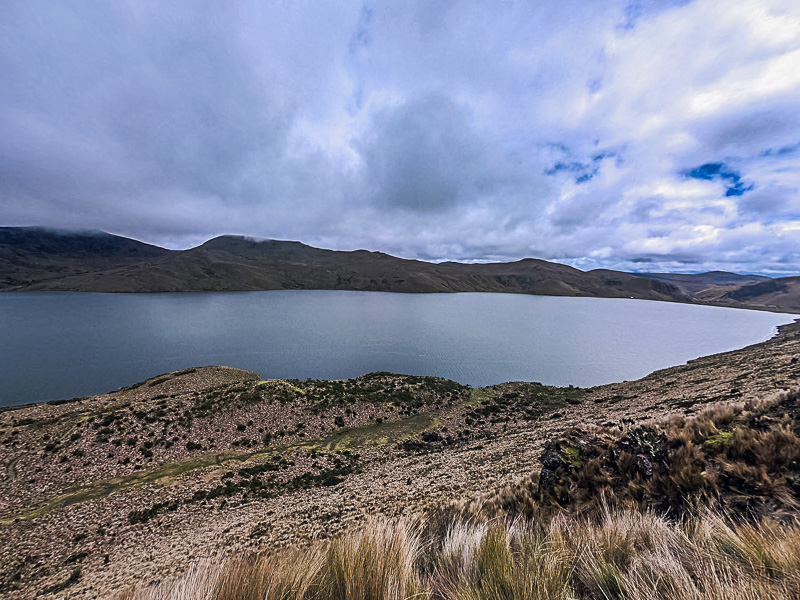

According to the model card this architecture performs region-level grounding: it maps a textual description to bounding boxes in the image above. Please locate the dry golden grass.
[115,508,800,600]
[319,519,425,600]
[469,388,800,523]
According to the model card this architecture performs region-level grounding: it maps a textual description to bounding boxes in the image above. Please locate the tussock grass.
[474,389,800,521]
[319,519,425,600]
[115,509,800,600]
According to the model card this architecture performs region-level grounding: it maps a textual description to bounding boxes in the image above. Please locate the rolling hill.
[2,226,799,311]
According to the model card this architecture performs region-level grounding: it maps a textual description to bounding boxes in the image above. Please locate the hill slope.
[1,320,799,598]
[634,271,771,295]
[2,227,799,311]
[0,228,688,302]
[0,227,172,290]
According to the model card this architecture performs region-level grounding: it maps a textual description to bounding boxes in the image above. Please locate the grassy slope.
[1,321,799,598]
[116,511,800,600]
[116,392,800,600]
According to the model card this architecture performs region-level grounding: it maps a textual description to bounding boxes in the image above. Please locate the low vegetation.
[128,450,360,524]
[466,382,584,426]
[477,389,800,521]
[190,373,468,418]
[116,389,800,600]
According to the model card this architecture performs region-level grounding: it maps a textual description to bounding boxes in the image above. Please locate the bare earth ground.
[1,320,799,599]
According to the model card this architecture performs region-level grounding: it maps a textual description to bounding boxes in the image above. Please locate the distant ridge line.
[1,226,798,313]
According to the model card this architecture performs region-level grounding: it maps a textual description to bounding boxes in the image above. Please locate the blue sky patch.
[545,150,617,184]
[545,161,600,184]
[684,162,754,197]
[725,182,755,197]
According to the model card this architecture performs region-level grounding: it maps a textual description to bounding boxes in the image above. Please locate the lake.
[0,291,796,407]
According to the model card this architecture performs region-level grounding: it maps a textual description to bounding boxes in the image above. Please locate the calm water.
[0,291,796,407]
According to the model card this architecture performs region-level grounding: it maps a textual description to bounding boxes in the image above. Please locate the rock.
[622,426,668,463]
[537,446,570,503]
[421,431,441,443]
[636,454,653,478]
[540,448,564,471]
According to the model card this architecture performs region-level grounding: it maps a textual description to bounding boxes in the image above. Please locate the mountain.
[633,271,771,295]
[715,276,800,309]
[0,227,688,301]
[1,226,798,311]
[0,227,168,258]
[0,227,172,290]
[633,270,800,312]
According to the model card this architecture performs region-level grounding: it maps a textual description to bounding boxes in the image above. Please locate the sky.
[1,1,799,275]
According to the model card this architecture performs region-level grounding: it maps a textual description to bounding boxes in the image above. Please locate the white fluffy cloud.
[1,0,799,273]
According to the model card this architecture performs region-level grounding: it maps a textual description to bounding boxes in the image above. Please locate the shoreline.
[3,286,800,315]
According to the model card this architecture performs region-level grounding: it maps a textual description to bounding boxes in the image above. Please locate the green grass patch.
[703,431,733,453]
[560,447,582,468]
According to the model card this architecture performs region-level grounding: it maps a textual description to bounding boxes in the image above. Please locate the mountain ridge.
[1,226,799,312]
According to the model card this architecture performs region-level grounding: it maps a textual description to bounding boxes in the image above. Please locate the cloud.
[357,94,487,212]
[1,0,799,273]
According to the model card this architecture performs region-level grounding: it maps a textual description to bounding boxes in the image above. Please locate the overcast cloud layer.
[2,1,800,274]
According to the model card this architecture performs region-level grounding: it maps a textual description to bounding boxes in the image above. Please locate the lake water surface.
[1,291,796,407]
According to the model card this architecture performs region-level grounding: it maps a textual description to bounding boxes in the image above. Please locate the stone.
[636,454,653,478]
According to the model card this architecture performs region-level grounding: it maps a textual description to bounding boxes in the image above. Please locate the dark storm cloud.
[705,108,800,154]
[1,3,292,225]
[761,141,800,158]
[358,94,487,212]
[737,188,789,216]
[0,1,372,246]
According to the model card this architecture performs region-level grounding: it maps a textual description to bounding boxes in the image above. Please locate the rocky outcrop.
[535,390,800,519]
